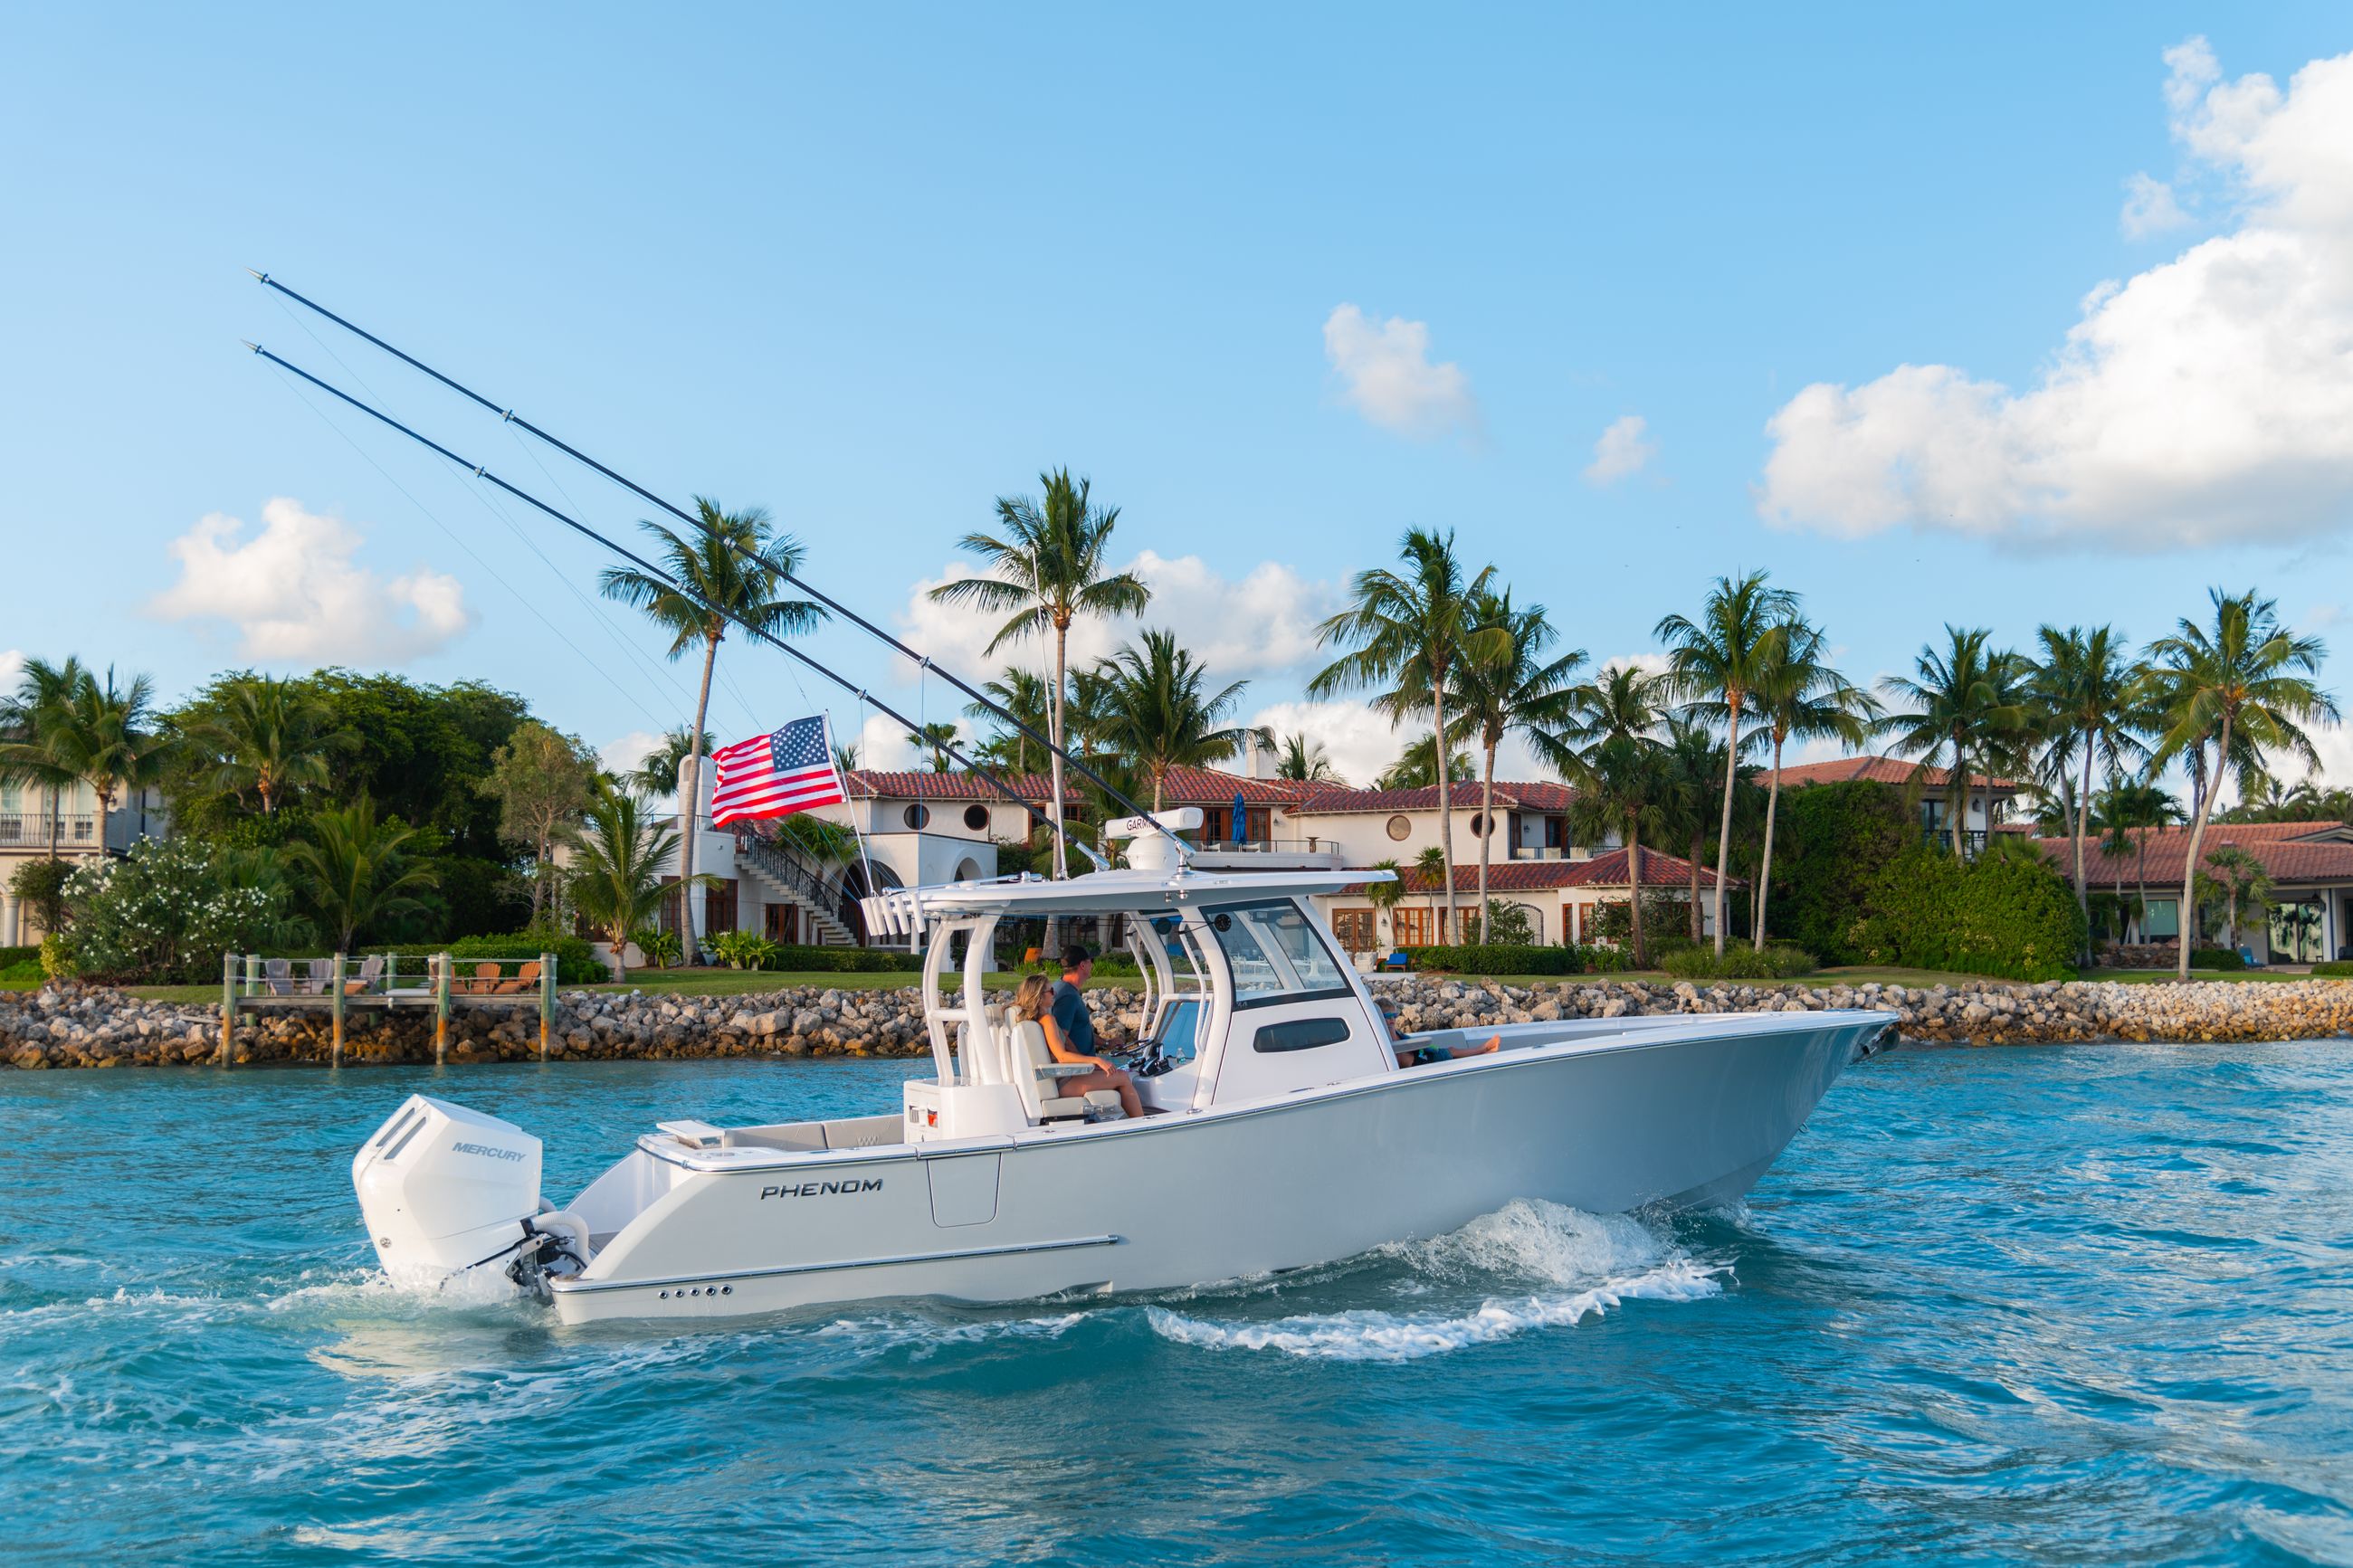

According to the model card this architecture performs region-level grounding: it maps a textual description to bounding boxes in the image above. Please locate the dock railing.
[218,951,557,1068]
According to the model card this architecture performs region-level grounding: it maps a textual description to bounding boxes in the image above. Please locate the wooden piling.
[538,950,554,1060]
[433,953,452,1064]
[330,950,347,1067]
[220,952,238,1067]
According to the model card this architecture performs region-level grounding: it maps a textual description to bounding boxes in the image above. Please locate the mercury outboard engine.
[352,1095,583,1295]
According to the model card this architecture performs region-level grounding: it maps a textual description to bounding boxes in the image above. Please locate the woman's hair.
[1010,973,1054,1022]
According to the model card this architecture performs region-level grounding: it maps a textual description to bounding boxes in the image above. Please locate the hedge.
[1850,845,2087,982]
[2189,946,2247,973]
[0,946,37,970]
[1662,944,1817,981]
[753,945,923,974]
[2312,960,2353,977]
[1767,780,1914,960]
[1398,944,1630,976]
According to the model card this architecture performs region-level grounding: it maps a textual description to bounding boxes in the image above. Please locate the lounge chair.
[302,958,333,995]
[494,960,541,995]
[1376,949,1411,973]
[344,955,384,996]
[467,962,503,995]
[264,957,293,996]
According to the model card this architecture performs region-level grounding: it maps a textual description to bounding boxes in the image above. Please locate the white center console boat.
[354,814,1894,1324]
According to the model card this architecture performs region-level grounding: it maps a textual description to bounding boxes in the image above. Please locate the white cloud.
[149,498,470,662]
[598,729,665,780]
[1322,304,1479,438]
[1583,414,1658,484]
[1248,699,1401,790]
[899,550,1340,690]
[851,712,974,774]
[1759,39,2353,550]
[0,650,23,692]
[2120,172,2189,237]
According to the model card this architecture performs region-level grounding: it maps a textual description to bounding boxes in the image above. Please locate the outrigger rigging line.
[244,338,1108,869]
[243,269,1184,862]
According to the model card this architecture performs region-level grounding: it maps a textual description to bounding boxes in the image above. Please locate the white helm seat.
[1010,1019,1125,1124]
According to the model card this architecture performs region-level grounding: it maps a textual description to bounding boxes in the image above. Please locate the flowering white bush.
[62,837,289,983]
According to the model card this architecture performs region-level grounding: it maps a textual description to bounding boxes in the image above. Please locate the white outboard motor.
[353,1095,547,1288]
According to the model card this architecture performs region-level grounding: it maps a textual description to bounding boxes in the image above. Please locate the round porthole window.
[902,803,930,831]
[1470,813,1491,838]
[1386,813,1412,841]
[963,803,989,832]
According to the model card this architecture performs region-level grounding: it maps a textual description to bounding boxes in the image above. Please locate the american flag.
[710,716,847,829]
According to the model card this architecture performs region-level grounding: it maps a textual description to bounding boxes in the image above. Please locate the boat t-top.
[355,812,1893,1324]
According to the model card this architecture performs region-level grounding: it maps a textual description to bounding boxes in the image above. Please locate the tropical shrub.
[8,859,71,936]
[2311,960,2353,977]
[0,945,36,969]
[2189,946,2248,972]
[59,836,287,983]
[708,930,783,970]
[40,934,77,982]
[1015,951,1141,978]
[1461,900,1536,946]
[1662,943,1817,981]
[1585,890,1689,946]
[630,927,685,969]
[752,945,924,973]
[0,958,42,988]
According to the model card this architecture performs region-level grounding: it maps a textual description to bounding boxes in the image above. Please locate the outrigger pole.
[243,270,1187,864]
[244,339,1105,872]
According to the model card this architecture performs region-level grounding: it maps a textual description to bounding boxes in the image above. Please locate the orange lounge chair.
[466,962,502,995]
[494,961,541,994]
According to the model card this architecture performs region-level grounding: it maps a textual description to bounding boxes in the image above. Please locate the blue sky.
[6,5,2352,787]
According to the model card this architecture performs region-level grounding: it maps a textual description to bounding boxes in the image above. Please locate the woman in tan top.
[1009,973,1143,1118]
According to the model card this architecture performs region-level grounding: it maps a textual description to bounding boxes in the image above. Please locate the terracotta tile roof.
[1336,845,1733,896]
[1291,780,1577,814]
[1767,754,2019,792]
[2035,821,2353,888]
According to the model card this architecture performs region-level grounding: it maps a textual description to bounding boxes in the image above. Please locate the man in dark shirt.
[1049,945,1098,1057]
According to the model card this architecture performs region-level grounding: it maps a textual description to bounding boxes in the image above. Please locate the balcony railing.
[1922,827,1989,857]
[0,813,97,847]
[1507,845,1570,860]
[1186,838,1336,856]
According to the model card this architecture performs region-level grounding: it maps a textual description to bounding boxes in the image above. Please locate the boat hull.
[548,1011,1888,1324]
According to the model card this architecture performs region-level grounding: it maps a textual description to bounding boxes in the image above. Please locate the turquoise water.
[4,1043,2350,1565]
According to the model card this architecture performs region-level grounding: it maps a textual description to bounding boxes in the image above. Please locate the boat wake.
[1144,1200,1724,1362]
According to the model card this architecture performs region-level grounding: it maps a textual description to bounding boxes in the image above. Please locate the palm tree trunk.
[1050,624,1070,883]
[46,783,61,863]
[1432,678,1457,941]
[1688,831,1703,941]
[1712,698,1741,956]
[1477,741,1496,943]
[1627,821,1645,967]
[2137,831,2148,945]
[1755,733,1786,951]
[679,631,719,957]
[1950,732,1967,859]
[2072,740,2093,963]
[2177,722,2230,979]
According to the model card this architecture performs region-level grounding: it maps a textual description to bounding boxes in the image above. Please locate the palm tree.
[831,739,861,775]
[2195,843,2272,953]
[1879,625,2033,859]
[631,727,717,799]
[1365,857,1405,947]
[928,470,1150,883]
[281,796,440,951]
[966,667,1053,775]
[1748,620,1874,950]
[2141,589,2338,978]
[1273,732,1342,784]
[2028,625,2148,957]
[1092,631,1267,812]
[904,722,961,772]
[1448,588,1586,930]
[1375,736,1476,789]
[1656,571,1801,957]
[1566,733,1668,966]
[0,655,89,863]
[1312,528,1505,940]
[568,779,717,981]
[2097,780,2182,941]
[600,499,823,951]
[36,666,171,851]
[186,673,348,816]
[1654,713,1726,942]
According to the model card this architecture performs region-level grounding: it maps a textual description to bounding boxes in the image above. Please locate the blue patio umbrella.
[1231,791,1248,844]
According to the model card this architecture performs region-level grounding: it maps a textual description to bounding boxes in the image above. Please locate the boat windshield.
[1205,899,1351,1009]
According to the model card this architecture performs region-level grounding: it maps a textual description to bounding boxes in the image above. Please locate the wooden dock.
[219,953,558,1066]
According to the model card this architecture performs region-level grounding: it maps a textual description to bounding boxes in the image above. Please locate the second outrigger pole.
[245,270,1186,864]
[244,339,1108,870]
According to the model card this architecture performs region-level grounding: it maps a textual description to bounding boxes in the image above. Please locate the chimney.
[1243,731,1265,779]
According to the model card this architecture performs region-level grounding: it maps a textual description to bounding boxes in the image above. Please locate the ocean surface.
[3,1041,2349,1566]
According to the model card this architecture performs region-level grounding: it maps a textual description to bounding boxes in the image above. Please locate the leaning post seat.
[1010,1019,1125,1124]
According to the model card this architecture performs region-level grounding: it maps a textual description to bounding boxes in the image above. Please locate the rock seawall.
[5,976,2350,1070]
